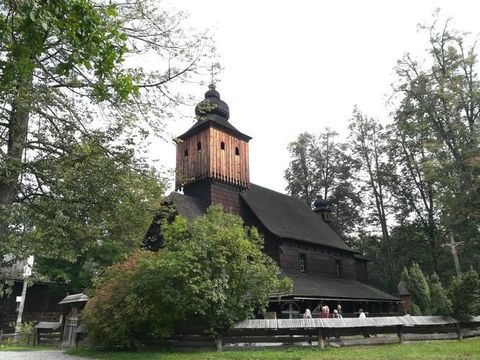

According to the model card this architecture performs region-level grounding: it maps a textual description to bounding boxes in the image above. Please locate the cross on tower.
[210,62,221,86]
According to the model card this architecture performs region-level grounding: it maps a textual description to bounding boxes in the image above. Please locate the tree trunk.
[0,84,32,241]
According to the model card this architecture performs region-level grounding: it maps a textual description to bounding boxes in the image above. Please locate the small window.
[299,253,306,273]
[184,149,188,157]
[335,260,342,278]
[220,141,225,150]
[197,142,201,151]
[235,147,240,156]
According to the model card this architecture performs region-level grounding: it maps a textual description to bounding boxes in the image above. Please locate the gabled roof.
[241,184,354,252]
[281,270,399,302]
[177,114,252,142]
[58,293,88,304]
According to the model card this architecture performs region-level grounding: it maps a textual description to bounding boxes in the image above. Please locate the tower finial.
[209,62,221,88]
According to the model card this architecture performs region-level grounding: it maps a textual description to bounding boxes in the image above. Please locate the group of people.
[303,305,367,319]
[304,304,344,319]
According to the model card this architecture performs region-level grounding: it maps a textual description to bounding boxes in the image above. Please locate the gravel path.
[0,350,88,360]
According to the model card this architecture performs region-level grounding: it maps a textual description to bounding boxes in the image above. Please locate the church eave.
[178,119,252,142]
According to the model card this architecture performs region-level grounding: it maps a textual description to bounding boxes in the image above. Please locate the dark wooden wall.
[0,282,63,331]
[355,259,368,283]
[183,179,244,215]
[278,241,357,280]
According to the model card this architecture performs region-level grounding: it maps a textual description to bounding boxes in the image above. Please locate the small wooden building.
[59,292,88,347]
[145,85,401,317]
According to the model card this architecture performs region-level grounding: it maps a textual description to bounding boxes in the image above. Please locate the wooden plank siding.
[279,242,357,281]
[176,126,250,190]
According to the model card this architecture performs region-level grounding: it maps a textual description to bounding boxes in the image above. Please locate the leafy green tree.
[0,0,210,248]
[387,119,444,274]
[12,137,164,289]
[83,206,291,349]
[349,108,396,287]
[284,130,361,239]
[393,15,480,272]
[449,268,480,321]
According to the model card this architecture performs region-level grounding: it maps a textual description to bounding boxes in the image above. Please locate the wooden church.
[146,85,400,318]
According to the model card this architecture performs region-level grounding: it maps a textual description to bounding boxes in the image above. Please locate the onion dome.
[195,83,230,120]
[313,195,333,214]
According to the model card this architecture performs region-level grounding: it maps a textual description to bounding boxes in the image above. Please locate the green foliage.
[393,15,480,273]
[18,321,34,345]
[82,252,146,349]
[83,206,291,349]
[9,137,164,289]
[449,268,480,321]
[0,0,211,266]
[401,264,454,316]
[401,263,431,315]
[407,263,431,314]
[284,130,361,239]
[348,108,397,289]
[429,273,452,316]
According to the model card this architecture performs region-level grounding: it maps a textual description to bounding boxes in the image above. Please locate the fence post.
[455,323,463,340]
[215,334,223,351]
[396,326,404,343]
[317,329,325,349]
[0,330,3,346]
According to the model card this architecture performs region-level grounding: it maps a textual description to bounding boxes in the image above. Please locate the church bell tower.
[175,84,251,213]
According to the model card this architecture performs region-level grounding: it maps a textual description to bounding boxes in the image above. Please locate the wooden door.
[61,306,79,347]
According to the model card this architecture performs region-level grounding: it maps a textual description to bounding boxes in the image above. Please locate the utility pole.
[14,256,34,343]
[442,231,463,277]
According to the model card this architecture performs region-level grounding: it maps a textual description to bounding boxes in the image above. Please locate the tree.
[387,119,444,274]
[8,136,164,289]
[83,206,291,349]
[429,273,452,316]
[449,268,480,320]
[0,0,210,246]
[400,262,431,315]
[393,15,480,272]
[284,130,361,239]
[349,108,396,287]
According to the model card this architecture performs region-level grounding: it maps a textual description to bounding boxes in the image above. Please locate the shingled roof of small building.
[281,270,400,301]
[240,184,354,252]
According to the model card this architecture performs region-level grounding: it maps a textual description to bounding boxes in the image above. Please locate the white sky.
[150,0,480,193]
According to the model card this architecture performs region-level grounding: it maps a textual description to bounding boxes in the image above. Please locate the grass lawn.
[68,338,480,360]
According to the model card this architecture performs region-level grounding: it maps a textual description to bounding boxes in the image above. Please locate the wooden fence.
[0,330,34,346]
[163,315,480,351]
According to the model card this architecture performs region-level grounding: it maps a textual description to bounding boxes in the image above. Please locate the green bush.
[82,252,147,349]
[83,206,291,349]
[429,273,452,316]
[401,263,431,315]
[449,268,480,321]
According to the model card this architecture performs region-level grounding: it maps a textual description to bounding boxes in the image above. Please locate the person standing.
[304,308,313,319]
[358,308,366,318]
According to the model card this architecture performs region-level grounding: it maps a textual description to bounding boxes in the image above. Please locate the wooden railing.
[164,315,480,351]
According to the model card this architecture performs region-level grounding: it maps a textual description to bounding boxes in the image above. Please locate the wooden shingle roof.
[281,270,400,301]
[241,184,354,252]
